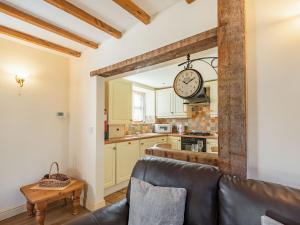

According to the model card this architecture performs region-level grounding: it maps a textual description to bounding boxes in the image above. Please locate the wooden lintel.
[44,0,122,39]
[113,0,151,25]
[0,2,98,49]
[0,25,81,57]
[90,27,217,77]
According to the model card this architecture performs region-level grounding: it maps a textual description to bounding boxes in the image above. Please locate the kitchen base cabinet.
[139,136,167,158]
[206,139,218,154]
[104,144,116,188]
[168,136,181,150]
[116,140,140,184]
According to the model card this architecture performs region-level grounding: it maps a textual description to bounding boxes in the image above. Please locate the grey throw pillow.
[128,177,187,225]
[261,215,284,225]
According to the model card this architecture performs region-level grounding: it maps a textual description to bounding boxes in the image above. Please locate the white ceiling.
[0,0,181,55]
[124,47,218,88]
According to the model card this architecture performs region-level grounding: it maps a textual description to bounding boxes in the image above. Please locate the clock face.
[173,69,203,98]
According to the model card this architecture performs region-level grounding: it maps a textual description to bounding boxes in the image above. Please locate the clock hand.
[187,78,195,84]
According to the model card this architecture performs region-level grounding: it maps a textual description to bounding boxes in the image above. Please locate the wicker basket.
[39,162,71,188]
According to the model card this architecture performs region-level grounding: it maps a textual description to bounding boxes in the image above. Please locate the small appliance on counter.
[154,124,172,133]
[176,124,186,134]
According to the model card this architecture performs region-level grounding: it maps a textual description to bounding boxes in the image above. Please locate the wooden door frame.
[91,0,247,178]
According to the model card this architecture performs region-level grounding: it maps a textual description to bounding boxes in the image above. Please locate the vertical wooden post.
[217,0,247,178]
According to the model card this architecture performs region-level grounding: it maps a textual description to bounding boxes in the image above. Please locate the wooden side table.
[20,179,85,225]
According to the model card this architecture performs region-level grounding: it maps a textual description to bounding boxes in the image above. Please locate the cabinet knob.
[113,147,116,150]
[141,143,144,145]
[128,142,131,145]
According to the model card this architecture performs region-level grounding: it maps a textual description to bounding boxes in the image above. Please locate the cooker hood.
[183,87,210,105]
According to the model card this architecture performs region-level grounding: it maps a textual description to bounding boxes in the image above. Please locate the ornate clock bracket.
[178,54,218,75]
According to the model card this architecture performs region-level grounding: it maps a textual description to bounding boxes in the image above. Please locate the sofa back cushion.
[219,175,300,225]
[127,157,222,225]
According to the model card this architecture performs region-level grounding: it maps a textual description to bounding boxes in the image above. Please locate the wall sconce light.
[15,75,25,87]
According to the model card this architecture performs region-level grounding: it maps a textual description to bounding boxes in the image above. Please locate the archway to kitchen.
[92,0,246,198]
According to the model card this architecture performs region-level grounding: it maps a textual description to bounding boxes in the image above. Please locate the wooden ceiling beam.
[0,2,98,49]
[44,0,122,39]
[186,0,195,4]
[0,25,81,57]
[113,0,151,25]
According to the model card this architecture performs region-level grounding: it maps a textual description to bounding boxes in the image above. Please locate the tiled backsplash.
[156,105,218,133]
[125,105,218,134]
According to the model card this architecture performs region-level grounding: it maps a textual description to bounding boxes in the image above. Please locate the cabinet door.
[156,89,172,118]
[209,81,218,117]
[104,144,116,188]
[173,91,187,117]
[207,139,218,154]
[139,137,167,157]
[116,141,139,183]
[140,141,156,158]
[168,136,181,150]
[109,80,132,124]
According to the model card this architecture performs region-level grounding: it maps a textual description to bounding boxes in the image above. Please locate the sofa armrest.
[65,199,129,225]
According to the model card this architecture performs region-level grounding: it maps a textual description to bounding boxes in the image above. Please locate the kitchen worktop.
[105,132,218,144]
[145,146,219,167]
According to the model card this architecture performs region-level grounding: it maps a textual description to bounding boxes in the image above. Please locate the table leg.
[26,201,34,217]
[72,189,81,215]
[35,202,47,225]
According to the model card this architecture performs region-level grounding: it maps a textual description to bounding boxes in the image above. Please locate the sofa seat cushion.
[219,175,300,225]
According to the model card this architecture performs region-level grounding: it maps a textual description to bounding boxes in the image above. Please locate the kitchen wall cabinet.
[168,136,181,150]
[156,88,187,118]
[108,80,132,124]
[156,88,173,118]
[206,139,218,154]
[205,80,218,117]
[104,144,116,188]
[116,140,139,183]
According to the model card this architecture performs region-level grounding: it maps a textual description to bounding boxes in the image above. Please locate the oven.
[181,137,207,152]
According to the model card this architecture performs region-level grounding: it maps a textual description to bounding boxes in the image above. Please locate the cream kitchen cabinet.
[173,93,187,117]
[205,80,218,117]
[156,88,187,118]
[156,88,173,118]
[139,136,167,157]
[116,140,140,184]
[206,139,218,154]
[108,79,132,124]
[104,144,116,188]
[168,136,181,150]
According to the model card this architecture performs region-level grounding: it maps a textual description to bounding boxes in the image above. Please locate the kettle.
[176,125,185,134]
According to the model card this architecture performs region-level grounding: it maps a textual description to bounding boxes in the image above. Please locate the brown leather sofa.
[66,157,300,225]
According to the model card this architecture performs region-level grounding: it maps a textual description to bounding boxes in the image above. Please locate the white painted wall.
[0,38,69,218]
[246,0,300,188]
[68,0,217,209]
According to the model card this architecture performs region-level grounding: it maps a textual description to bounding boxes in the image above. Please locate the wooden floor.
[0,189,127,225]
[0,201,89,225]
[105,188,127,205]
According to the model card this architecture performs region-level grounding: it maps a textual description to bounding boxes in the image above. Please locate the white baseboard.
[0,204,26,221]
[104,181,128,196]
[85,199,106,211]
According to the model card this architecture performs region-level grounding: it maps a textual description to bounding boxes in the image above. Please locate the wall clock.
[173,54,218,101]
[173,68,204,99]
